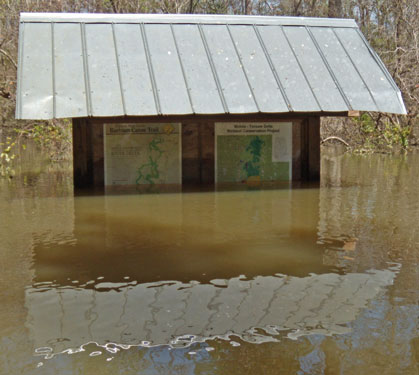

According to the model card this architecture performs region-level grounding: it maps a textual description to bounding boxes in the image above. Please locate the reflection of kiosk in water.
[26,268,396,353]
[16,13,406,190]
[26,172,398,354]
[33,186,330,284]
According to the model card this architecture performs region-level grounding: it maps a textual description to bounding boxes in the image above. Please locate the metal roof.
[16,13,407,120]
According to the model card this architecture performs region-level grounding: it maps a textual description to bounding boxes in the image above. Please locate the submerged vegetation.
[0,0,418,173]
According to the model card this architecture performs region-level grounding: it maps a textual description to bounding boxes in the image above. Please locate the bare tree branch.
[321,136,350,147]
[0,48,17,70]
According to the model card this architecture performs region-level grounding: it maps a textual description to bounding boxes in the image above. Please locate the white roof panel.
[16,13,406,119]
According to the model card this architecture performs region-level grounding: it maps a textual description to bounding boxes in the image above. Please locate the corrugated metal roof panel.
[85,23,125,116]
[203,25,259,113]
[145,24,194,115]
[112,24,157,116]
[229,25,288,113]
[16,13,407,120]
[335,28,405,114]
[257,25,321,112]
[53,23,88,118]
[310,27,378,112]
[171,25,224,114]
[20,22,54,119]
[283,26,348,111]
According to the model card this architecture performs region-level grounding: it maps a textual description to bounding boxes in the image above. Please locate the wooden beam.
[72,118,91,188]
[182,123,200,184]
[292,119,303,181]
[88,112,354,124]
[200,122,215,184]
[73,119,104,189]
[308,117,321,181]
[91,122,104,187]
[347,110,360,117]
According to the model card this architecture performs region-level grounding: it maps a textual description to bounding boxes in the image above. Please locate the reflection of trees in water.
[318,152,419,373]
[0,154,74,375]
[320,152,419,277]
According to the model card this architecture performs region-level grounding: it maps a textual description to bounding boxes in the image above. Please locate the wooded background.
[1,0,418,152]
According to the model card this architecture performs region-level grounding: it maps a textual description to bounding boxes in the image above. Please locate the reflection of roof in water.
[26,269,396,353]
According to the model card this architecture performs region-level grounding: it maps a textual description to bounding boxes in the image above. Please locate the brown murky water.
[0,147,418,374]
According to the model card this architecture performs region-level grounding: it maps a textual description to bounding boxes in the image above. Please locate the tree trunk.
[328,0,342,18]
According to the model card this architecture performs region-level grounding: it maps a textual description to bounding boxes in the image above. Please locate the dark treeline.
[0,0,418,152]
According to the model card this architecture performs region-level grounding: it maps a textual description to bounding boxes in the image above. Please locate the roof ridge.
[20,12,358,28]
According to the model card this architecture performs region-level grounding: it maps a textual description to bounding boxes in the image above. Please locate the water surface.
[0,148,418,374]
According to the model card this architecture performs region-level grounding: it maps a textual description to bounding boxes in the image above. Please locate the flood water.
[0,147,418,374]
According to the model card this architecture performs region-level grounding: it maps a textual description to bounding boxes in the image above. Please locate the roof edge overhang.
[20,12,358,28]
[21,111,401,123]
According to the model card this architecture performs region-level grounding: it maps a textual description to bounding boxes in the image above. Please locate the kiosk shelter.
[15,13,406,189]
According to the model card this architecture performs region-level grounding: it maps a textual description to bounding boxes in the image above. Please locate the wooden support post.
[307,117,321,181]
[182,122,215,185]
[182,123,200,184]
[91,122,104,187]
[292,120,302,181]
[295,117,320,181]
[72,118,91,188]
[200,122,215,184]
[72,118,104,188]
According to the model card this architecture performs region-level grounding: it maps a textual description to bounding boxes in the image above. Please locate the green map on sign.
[136,137,164,185]
[217,135,290,183]
[104,126,180,186]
